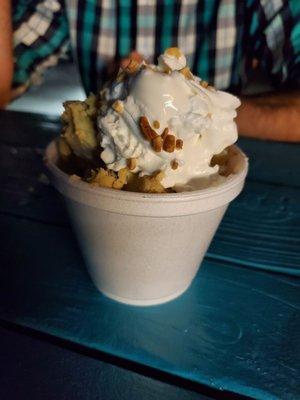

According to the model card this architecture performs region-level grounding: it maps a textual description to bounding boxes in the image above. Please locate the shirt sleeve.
[252,0,300,88]
[12,0,70,97]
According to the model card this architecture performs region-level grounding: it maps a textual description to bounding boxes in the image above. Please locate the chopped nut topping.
[151,136,163,152]
[127,158,137,170]
[112,100,124,113]
[144,64,157,73]
[153,170,165,181]
[165,47,183,59]
[163,134,176,153]
[175,139,183,150]
[161,127,169,141]
[180,67,193,80]
[200,80,209,88]
[124,59,140,74]
[164,66,172,74]
[139,116,158,140]
[153,120,160,129]
[171,160,179,170]
[207,85,216,91]
[70,174,82,182]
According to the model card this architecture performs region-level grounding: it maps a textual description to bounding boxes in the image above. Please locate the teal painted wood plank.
[0,142,68,226]
[208,180,300,275]
[0,213,299,400]
[238,138,300,188]
[0,327,208,400]
[0,110,59,148]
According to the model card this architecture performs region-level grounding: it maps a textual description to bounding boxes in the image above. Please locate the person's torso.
[14,0,280,95]
[66,0,254,94]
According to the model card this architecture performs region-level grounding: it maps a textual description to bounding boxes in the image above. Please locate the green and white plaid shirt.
[12,0,300,95]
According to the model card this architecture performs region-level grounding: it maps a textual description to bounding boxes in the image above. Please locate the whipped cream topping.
[158,51,187,71]
[98,49,240,189]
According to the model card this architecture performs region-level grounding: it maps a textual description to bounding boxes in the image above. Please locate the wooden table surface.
[0,110,299,400]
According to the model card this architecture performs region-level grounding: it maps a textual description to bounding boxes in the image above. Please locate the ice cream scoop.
[97,48,241,190]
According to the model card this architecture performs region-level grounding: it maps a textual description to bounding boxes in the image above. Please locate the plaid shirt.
[12,0,300,95]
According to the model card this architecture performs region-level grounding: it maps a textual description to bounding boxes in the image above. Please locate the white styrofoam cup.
[45,141,248,306]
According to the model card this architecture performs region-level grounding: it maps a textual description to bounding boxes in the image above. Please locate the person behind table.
[0,0,299,141]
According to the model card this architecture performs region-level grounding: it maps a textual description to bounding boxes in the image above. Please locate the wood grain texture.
[0,327,209,400]
[238,138,300,188]
[0,213,299,400]
[1,110,300,399]
[208,181,300,275]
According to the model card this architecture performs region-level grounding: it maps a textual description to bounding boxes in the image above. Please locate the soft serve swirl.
[98,48,240,189]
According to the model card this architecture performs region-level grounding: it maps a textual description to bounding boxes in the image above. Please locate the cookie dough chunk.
[89,168,128,190]
[125,171,167,193]
[89,167,168,193]
[61,94,98,159]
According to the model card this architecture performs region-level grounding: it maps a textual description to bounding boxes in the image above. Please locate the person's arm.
[0,0,13,108]
[237,91,300,142]
[237,1,300,142]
